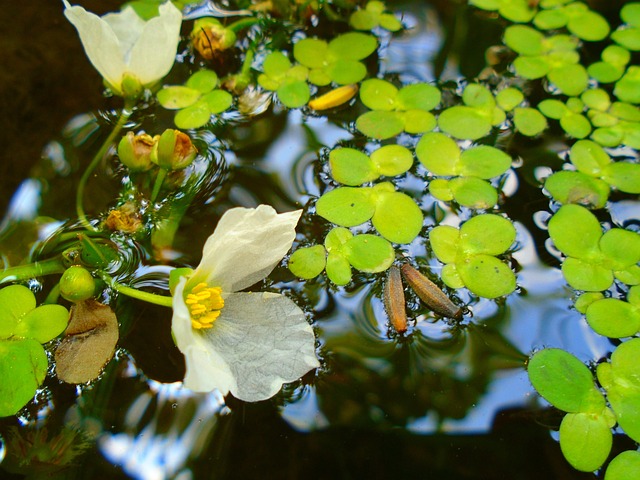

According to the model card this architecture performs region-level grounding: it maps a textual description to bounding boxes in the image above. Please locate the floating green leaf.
[289,245,327,279]
[614,66,640,104]
[371,190,423,244]
[0,339,48,417]
[586,293,640,338]
[457,254,516,298]
[548,204,602,258]
[460,214,517,256]
[344,234,395,272]
[356,111,404,139]
[544,171,609,208]
[605,451,640,480]
[513,107,548,136]
[370,145,414,177]
[559,411,612,472]
[316,187,375,226]
[438,106,492,140]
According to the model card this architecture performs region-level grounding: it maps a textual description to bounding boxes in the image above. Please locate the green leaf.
[325,253,352,285]
[430,225,460,264]
[415,132,461,176]
[396,84,441,111]
[575,292,605,314]
[15,305,68,344]
[600,228,640,269]
[548,64,589,96]
[294,38,328,68]
[504,25,545,55]
[349,9,377,30]
[263,51,292,78]
[567,10,610,42]
[359,79,398,111]
[548,205,602,258]
[570,140,611,175]
[538,99,568,119]
[316,187,375,226]
[534,9,568,30]
[329,148,377,185]
[401,110,437,134]
[356,111,405,139]
[528,348,604,413]
[325,226,353,252]
[441,263,465,289]
[582,89,611,111]
[328,32,377,61]
[458,146,512,179]
[602,45,631,68]
[371,191,423,244]
[562,257,614,291]
[605,451,640,480]
[457,254,516,298]
[611,28,640,52]
[559,412,612,472]
[460,214,516,256]
[0,285,36,339]
[602,162,640,193]
[429,179,454,201]
[544,171,609,209]
[513,107,548,136]
[174,100,211,129]
[496,87,524,111]
[449,177,498,209]
[614,66,640,103]
[514,55,550,79]
[0,338,48,417]
[499,0,536,22]
[326,59,368,85]
[560,113,592,139]
[438,106,492,140]
[379,13,403,32]
[586,298,640,338]
[202,89,233,114]
[621,3,640,27]
[186,69,218,93]
[157,86,201,110]
[289,245,327,279]
[277,80,311,108]
[462,84,495,109]
[370,145,413,177]
[344,234,395,272]
[588,62,624,84]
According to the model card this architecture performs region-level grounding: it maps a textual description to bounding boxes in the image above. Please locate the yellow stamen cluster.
[185,282,224,329]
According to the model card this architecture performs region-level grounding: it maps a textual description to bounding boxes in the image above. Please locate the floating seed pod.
[401,264,462,320]
[384,266,407,333]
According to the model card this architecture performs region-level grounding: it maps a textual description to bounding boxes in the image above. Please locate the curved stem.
[76,101,135,230]
[0,258,66,285]
[150,168,168,203]
[227,17,259,33]
[106,276,173,307]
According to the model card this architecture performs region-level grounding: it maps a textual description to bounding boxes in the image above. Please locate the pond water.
[0,0,638,479]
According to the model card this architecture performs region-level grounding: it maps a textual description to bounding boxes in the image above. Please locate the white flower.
[171,205,320,402]
[63,1,182,96]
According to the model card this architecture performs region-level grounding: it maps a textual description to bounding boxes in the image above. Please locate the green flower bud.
[151,129,198,171]
[117,132,157,171]
[191,17,237,59]
[60,266,96,303]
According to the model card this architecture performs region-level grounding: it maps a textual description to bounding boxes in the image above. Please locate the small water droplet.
[172,403,178,409]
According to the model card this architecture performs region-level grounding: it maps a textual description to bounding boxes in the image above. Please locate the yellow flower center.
[185,282,224,329]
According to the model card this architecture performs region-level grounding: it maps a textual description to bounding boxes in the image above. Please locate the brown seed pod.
[401,264,462,320]
[384,266,408,333]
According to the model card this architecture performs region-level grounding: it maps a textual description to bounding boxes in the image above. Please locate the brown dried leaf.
[55,299,119,384]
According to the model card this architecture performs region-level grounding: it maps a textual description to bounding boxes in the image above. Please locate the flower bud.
[60,266,96,303]
[191,18,237,60]
[117,132,156,171]
[151,129,198,171]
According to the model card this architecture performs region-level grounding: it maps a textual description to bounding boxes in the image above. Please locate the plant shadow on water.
[0,0,638,479]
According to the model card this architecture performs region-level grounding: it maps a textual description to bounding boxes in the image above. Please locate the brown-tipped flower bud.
[191,18,237,60]
[117,132,156,171]
[150,129,198,171]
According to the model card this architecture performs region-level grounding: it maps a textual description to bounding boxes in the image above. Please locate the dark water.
[0,1,634,479]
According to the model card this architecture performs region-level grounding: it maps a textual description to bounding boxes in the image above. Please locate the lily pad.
[289,245,327,279]
[344,234,395,272]
[544,171,609,208]
[605,451,640,480]
[457,254,517,298]
[416,132,461,176]
[371,191,423,244]
[316,187,375,227]
[513,107,548,136]
[356,110,405,139]
[370,145,414,177]
[329,148,377,186]
[586,297,640,338]
[438,106,492,140]
[547,205,602,258]
[559,411,612,472]
[460,214,517,256]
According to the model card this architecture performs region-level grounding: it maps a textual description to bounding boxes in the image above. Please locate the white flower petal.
[127,2,183,84]
[171,277,236,395]
[64,1,127,89]
[193,205,302,292]
[102,7,146,63]
[200,292,319,402]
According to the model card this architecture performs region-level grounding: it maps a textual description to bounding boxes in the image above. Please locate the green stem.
[240,48,255,77]
[106,277,173,307]
[227,17,259,33]
[76,100,135,230]
[150,168,168,203]
[0,258,66,284]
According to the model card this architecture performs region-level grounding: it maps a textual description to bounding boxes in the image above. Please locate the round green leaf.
[504,25,545,56]
[612,28,640,52]
[379,13,402,31]
[349,9,377,30]
[325,253,352,286]
[586,298,640,338]
[544,171,610,209]
[15,305,68,344]
[294,38,328,68]
[460,214,516,256]
[570,139,611,175]
[560,412,612,472]
[308,68,331,87]
[263,51,292,78]
[548,205,603,258]
[592,127,625,147]
[397,84,441,111]
[359,79,398,111]
[328,32,377,61]
[438,106,492,140]
[538,99,568,119]
[603,162,640,193]
[582,89,611,111]
[548,64,589,96]
[610,102,640,120]
[370,145,413,177]
[567,11,610,41]
[415,132,461,176]
[457,254,516,298]
[325,226,353,252]
[599,228,640,268]
[499,0,536,22]
[534,9,568,30]
[560,112,592,138]
[603,45,631,68]
[186,69,218,93]
[330,148,377,185]
[202,89,233,114]
[615,265,640,285]
[588,62,624,84]
[316,187,375,226]
[401,110,437,134]
[562,257,614,291]
[514,55,550,79]
[0,285,36,339]
[459,145,512,179]
[430,225,460,264]
[344,234,395,272]
[157,86,201,110]
[372,191,423,244]
[614,66,640,103]
[326,59,368,85]
[605,451,640,480]
[513,107,548,136]
[0,338,47,417]
[575,292,605,314]
[462,84,495,108]
[174,100,211,129]
[289,245,327,279]
[428,179,454,201]
[496,87,524,111]
[528,348,604,413]
[622,3,640,27]
[449,177,498,209]
[277,80,311,108]
[441,263,465,289]
[356,111,405,139]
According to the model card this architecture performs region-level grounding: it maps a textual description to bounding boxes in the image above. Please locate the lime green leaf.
[349,9,377,30]
[359,79,398,111]
[316,187,375,226]
[326,59,368,85]
[514,55,550,79]
[277,80,310,108]
[567,10,610,42]
[614,66,640,103]
[325,226,353,252]
[438,106,492,140]
[186,69,218,93]
[560,113,592,138]
[263,51,292,78]
[496,87,524,111]
[372,191,423,244]
[157,86,201,110]
[462,84,495,109]
[582,89,611,111]
[548,64,589,96]
[621,3,640,27]
[460,214,516,256]
[397,83,441,111]
[289,245,327,279]
[325,253,352,285]
[459,146,512,179]
[415,132,461,176]
[611,28,640,52]
[544,171,609,209]
[603,162,640,193]
[575,292,605,314]
[379,13,403,31]
[174,100,211,129]
[570,140,611,175]
[534,9,568,30]
[401,110,437,134]
[430,225,460,264]
[202,89,233,114]
[562,257,614,291]
[457,254,516,298]
[513,107,548,136]
[548,205,602,258]
[600,228,640,269]
[329,148,377,186]
[586,298,640,338]
[0,285,36,339]
[429,179,454,201]
[538,99,568,119]
[449,177,498,209]
[294,38,328,68]
[15,305,68,344]
[370,145,413,177]
[328,32,377,61]
[559,412,612,472]
[588,62,624,83]
[0,338,48,417]
[344,234,395,272]
[605,451,640,480]
[504,25,545,55]
[356,111,405,139]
